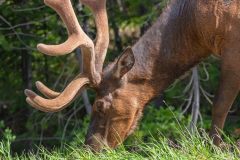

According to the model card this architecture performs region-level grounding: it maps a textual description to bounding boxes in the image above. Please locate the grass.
[0,107,239,159]
[1,127,240,159]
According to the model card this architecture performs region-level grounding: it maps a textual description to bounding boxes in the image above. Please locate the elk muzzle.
[85,133,108,152]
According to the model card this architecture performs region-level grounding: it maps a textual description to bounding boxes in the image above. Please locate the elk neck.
[125,0,211,108]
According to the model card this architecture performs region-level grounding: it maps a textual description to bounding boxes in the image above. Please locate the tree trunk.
[21,51,32,89]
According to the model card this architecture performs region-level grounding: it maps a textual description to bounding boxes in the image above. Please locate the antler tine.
[80,0,109,73]
[35,81,60,98]
[26,97,59,113]
[38,0,94,56]
[25,75,89,112]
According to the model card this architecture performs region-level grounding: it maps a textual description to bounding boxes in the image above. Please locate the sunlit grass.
[1,128,239,159]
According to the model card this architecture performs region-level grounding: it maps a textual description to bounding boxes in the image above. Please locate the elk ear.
[114,47,135,79]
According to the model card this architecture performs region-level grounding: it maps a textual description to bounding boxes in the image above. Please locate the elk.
[24,0,240,151]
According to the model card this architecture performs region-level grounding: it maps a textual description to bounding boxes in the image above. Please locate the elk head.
[25,0,142,151]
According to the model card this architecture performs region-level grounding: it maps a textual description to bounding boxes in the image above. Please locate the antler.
[35,81,60,98]
[25,0,109,112]
[81,0,109,72]
[38,0,109,73]
[25,75,89,112]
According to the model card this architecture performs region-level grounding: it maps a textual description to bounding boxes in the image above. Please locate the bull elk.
[24,0,240,151]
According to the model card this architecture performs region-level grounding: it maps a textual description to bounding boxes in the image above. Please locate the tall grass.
[0,107,239,159]
[2,129,238,160]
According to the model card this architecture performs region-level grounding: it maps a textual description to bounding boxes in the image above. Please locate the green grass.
[0,107,239,159]
[1,129,240,160]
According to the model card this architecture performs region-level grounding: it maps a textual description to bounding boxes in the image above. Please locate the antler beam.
[81,0,109,72]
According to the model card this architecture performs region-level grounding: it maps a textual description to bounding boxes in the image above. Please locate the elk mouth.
[85,134,109,152]
[85,132,126,152]
[85,108,143,152]
[84,119,130,152]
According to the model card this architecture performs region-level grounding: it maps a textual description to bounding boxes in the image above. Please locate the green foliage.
[127,106,190,144]
[0,122,16,159]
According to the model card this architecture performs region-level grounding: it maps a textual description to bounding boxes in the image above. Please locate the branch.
[189,67,200,133]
